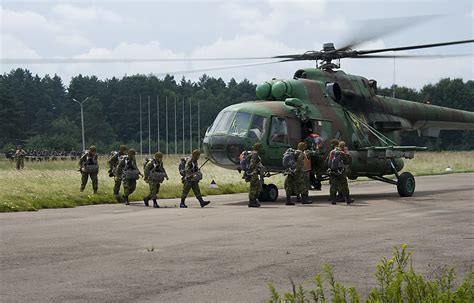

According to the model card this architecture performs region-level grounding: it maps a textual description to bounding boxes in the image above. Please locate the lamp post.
[72,96,90,152]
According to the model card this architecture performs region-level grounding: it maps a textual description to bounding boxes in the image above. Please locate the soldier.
[327,141,354,205]
[79,146,99,193]
[283,148,297,206]
[305,133,325,190]
[180,150,210,208]
[108,145,128,202]
[7,149,15,162]
[302,143,313,203]
[14,145,26,170]
[143,152,168,208]
[285,143,311,205]
[116,149,141,205]
[248,143,264,208]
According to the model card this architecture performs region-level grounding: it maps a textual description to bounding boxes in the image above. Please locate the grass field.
[1,151,473,212]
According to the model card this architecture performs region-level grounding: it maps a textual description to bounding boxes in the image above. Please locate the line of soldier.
[79,145,210,208]
[79,138,353,207]
[244,137,354,208]
[6,147,82,164]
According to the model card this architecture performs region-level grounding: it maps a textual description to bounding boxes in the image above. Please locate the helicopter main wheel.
[397,172,415,197]
[258,184,279,202]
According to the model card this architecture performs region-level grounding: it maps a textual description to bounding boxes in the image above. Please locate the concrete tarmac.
[1,173,473,302]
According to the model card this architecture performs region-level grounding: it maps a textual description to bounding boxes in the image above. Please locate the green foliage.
[268,244,473,303]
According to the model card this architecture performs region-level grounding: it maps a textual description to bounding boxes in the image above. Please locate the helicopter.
[200,39,474,202]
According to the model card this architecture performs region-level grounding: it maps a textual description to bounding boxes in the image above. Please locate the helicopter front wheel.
[397,172,415,197]
[259,184,279,202]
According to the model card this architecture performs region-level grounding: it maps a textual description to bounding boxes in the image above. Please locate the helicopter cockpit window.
[228,112,252,137]
[269,117,289,145]
[211,111,235,135]
[248,114,267,140]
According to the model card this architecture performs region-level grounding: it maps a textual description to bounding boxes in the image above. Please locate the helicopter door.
[266,116,292,167]
[314,119,333,151]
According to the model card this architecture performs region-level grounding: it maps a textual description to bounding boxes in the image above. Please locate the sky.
[1,0,473,89]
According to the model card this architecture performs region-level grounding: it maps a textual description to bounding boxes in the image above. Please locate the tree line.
[0,68,472,153]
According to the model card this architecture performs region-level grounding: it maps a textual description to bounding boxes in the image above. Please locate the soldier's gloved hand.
[166,176,169,180]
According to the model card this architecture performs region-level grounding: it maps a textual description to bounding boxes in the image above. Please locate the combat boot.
[302,194,312,204]
[286,195,295,206]
[143,197,149,207]
[336,193,345,202]
[248,198,261,208]
[296,195,302,203]
[315,180,322,191]
[180,198,188,208]
[114,194,123,203]
[124,196,130,205]
[198,196,210,208]
[330,195,337,205]
[153,199,159,208]
[345,195,354,205]
[93,189,98,194]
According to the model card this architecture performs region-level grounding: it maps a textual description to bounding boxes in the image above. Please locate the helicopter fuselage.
[202,68,474,179]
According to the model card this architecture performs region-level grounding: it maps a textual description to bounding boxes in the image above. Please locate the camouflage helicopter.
[200,39,474,202]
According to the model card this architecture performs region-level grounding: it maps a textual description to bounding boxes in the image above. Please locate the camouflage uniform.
[116,155,140,205]
[248,151,263,202]
[293,150,306,195]
[328,147,353,204]
[79,151,99,193]
[180,150,210,208]
[15,147,26,170]
[108,150,127,201]
[144,158,167,207]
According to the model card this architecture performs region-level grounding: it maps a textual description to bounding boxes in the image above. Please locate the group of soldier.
[245,136,354,208]
[6,147,82,165]
[79,145,210,208]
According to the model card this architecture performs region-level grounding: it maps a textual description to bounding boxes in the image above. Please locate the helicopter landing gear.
[397,172,415,197]
[258,184,279,202]
[368,161,416,197]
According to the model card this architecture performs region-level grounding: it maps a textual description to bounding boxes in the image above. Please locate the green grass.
[268,244,473,302]
[1,151,473,212]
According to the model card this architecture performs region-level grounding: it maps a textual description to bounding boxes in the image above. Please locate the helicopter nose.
[203,134,246,169]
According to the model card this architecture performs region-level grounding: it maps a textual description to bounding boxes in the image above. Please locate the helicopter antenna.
[392,55,396,98]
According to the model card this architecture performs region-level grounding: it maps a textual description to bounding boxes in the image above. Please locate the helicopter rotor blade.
[355,40,474,55]
[0,56,276,65]
[348,53,473,59]
[336,15,438,51]
[151,60,289,77]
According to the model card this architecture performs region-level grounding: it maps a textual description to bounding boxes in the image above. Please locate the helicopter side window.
[269,116,289,145]
[212,111,235,135]
[228,112,252,137]
[248,114,267,140]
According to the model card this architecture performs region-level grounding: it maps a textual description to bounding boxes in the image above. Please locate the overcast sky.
[1,0,473,89]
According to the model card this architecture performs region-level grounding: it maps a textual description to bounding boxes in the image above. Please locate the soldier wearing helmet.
[248,143,264,208]
[79,145,99,193]
[14,145,27,170]
[327,141,354,205]
[108,144,128,202]
[143,151,168,208]
[116,149,142,205]
[180,149,210,208]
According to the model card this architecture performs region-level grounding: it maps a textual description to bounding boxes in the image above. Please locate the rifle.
[199,158,210,170]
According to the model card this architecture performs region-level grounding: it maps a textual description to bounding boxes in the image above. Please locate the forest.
[1,68,473,153]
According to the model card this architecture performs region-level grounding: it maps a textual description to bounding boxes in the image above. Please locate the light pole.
[72,96,90,152]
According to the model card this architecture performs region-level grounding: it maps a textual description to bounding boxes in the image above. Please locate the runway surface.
[1,173,473,302]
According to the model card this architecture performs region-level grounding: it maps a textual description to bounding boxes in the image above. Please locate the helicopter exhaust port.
[325,82,342,102]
